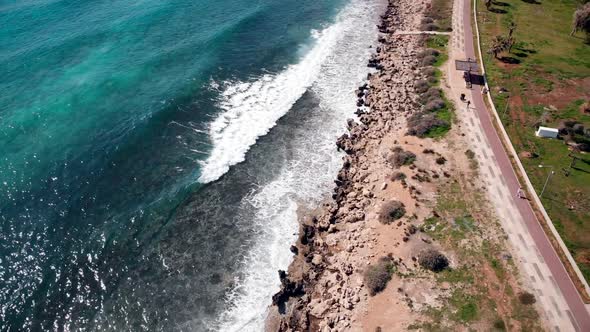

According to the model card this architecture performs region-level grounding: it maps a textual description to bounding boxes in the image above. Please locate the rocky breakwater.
[266,0,427,330]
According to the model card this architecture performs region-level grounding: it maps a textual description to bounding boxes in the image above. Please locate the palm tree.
[488,35,507,59]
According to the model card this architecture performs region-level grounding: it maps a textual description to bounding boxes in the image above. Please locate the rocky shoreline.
[266,0,432,330]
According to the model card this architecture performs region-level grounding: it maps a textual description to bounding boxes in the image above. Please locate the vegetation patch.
[379,200,407,224]
[387,147,416,167]
[408,34,454,139]
[423,0,453,32]
[390,171,407,181]
[364,256,395,295]
[418,249,449,272]
[413,172,543,329]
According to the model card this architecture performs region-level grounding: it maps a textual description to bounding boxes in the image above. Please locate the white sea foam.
[211,0,384,330]
[198,0,376,183]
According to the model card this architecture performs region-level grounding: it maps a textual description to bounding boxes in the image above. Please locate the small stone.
[312,254,323,265]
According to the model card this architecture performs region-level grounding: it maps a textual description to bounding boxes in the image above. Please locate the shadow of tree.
[493,1,511,7]
[521,0,541,4]
[499,56,521,64]
[516,47,537,54]
[490,7,508,14]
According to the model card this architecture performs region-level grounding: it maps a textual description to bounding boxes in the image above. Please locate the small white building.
[536,126,559,138]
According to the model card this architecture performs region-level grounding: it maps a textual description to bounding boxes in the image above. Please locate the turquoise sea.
[0,0,382,330]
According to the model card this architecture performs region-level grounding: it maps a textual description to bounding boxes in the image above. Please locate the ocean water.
[0,0,383,330]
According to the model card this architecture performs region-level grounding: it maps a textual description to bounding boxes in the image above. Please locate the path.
[393,30,451,36]
[445,0,590,330]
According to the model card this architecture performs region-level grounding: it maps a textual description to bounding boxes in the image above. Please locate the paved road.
[460,0,590,330]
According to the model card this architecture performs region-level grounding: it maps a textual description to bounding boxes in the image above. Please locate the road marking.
[548,276,562,296]
[534,246,545,263]
[533,263,545,281]
[550,296,562,318]
[496,187,504,199]
[488,165,496,178]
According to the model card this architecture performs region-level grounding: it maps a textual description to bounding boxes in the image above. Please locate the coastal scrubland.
[476,0,590,283]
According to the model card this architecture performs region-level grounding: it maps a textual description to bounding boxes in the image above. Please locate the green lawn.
[476,0,590,282]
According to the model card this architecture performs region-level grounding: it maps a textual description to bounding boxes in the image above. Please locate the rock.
[271,270,305,309]
[300,224,315,245]
[336,134,354,154]
[312,254,323,266]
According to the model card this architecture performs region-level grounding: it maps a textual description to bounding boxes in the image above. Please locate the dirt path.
[446,0,590,330]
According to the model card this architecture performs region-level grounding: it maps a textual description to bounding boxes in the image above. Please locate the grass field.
[475,0,590,282]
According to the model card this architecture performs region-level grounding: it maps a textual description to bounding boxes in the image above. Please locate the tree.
[485,0,493,10]
[507,22,517,53]
[488,35,508,58]
[571,3,590,41]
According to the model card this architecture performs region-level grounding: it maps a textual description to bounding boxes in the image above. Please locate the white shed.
[536,126,558,138]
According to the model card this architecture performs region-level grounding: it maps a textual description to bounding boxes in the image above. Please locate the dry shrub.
[424,98,445,112]
[435,156,447,165]
[390,171,407,181]
[387,147,416,167]
[421,66,437,77]
[379,200,406,224]
[580,100,590,114]
[420,23,439,31]
[418,49,440,59]
[418,249,449,272]
[415,79,430,93]
[364,256,395,295]
[420,55,437,67]
[518,291,536,305]
[419,87,442,104]
[407,112,449,137]
[421,17,434,24]
[493,319,506,330]
[465,149,476,159]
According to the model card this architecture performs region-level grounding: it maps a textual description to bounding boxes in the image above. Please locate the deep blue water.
[0,0,380,330]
